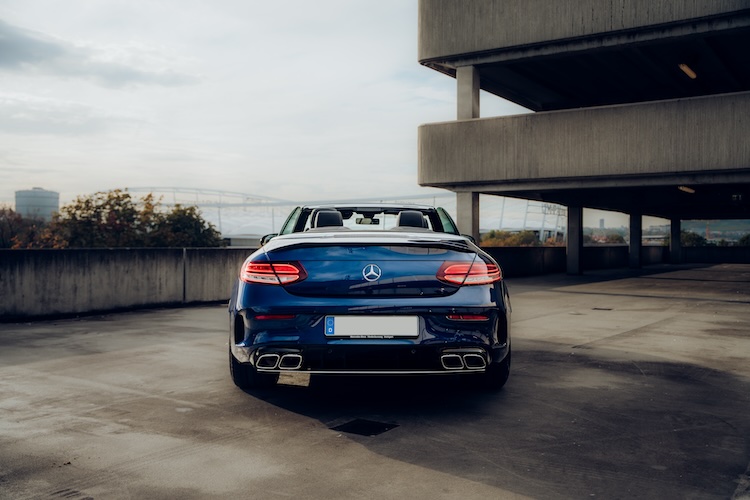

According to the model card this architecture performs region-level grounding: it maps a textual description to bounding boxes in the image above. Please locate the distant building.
[15,187,59,222]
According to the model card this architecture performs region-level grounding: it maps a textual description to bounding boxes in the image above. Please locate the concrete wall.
[483,247,566,277]
[682,246,750,264]
[641,246,669,266]
[0,248,255,321]
[583,246,629,270]
[419,92,750,189]
[2,246,746,320]
[418,0,750,61]
[184,248,250,303]
[486,246,670,276]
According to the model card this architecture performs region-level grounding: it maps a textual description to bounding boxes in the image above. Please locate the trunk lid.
[262,232,479,298]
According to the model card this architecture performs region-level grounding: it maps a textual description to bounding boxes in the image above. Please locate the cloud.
[0,19,65,66]
[0,93,135,135]
[0,1,528,210]
[0,19,198,87]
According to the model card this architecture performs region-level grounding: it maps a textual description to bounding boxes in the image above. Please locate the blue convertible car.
[228,204,511,389]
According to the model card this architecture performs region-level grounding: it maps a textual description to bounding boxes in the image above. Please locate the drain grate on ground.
[331,418,399,436]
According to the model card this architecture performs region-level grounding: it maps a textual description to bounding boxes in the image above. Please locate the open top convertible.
[228,204,511,390]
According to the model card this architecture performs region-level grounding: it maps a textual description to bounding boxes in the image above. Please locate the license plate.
[324,316,418,338]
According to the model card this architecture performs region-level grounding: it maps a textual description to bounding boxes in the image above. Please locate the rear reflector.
[253,314,297,321]
[446,314,490,321]
[437,261,502,286]
[240,261,307,285]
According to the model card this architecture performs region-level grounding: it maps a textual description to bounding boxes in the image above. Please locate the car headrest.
[396,210,426,228]
[314,210,344,228]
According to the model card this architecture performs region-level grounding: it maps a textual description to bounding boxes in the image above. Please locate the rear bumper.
[230,342,510,375]
[228,279,511,376]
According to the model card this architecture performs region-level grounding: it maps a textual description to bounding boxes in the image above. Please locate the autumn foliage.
[2,190,222,248]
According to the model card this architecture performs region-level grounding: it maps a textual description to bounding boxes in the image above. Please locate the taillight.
[446,314,490,321]
[240,261,307,285]
[254,314,297,320]
[437,261,501,286]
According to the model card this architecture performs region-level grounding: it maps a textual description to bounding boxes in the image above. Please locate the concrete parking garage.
[1,264,749,499]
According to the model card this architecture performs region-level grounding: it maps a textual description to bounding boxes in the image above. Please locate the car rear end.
[229,231,511,388]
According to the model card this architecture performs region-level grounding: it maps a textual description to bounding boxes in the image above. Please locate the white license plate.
[324,316,419,338]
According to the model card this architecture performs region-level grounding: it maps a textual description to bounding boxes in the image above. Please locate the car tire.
[229,348,279,389]
[482,349,511,391]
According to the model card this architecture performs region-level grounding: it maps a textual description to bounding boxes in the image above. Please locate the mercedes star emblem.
[362,264,382,282]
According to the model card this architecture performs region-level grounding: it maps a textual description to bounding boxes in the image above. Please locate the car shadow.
[245,371,499,425]
[238,340,750,499]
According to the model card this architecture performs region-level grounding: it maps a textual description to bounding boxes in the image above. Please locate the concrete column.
[456,192,480,243]
[457,66,480,120]
[670,218,682,264]
[629,212,642,269]
[567,205,583,275]
[455,67,479,244]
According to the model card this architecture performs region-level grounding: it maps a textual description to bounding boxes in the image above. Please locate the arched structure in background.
[126,187,569,244]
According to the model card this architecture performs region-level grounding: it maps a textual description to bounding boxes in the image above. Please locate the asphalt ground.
[1,263,749,499]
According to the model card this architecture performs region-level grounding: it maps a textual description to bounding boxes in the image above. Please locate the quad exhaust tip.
[440,354,465,370]
[257,353,303,370]
[257,353,280,369]
[440,352,487,371]
[463,353,487,369]
[278,353,303,370]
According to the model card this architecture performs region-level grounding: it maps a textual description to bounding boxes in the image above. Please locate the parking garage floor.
[1,264,749,499]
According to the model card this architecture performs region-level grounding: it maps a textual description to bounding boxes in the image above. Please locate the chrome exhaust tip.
[257,353,280,369]
[279,353,303,370]
[441,354,465,370]
[462,353,487,370]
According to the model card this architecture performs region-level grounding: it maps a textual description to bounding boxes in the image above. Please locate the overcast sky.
[0,1,531,205]
[0,0,648,229]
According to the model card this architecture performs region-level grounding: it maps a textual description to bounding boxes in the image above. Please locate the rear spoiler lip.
[263,230,473,250]
[264,238,476,254]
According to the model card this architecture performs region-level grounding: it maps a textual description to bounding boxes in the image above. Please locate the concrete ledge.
[418,0,750,61]
[2,246,745,321]
[483,247,566,277]
[0,248,255,320]
[419,92,750,189]
[683,246,750,264]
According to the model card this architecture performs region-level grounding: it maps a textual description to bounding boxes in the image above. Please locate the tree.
[0,206,27,248]
[481,230,540,247]
[739,233,750,246]
[7,190,223,248]
[604,232,626,244]
[150,205,222,247]
[680,230,707,247]
[54,190,141,247]
[0,206,58,249]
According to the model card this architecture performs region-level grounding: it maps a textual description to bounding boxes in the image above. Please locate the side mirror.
[260,233,278,246]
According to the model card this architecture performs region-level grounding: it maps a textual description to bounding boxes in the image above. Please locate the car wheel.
[482,349,511,391]
[229,348,279,389]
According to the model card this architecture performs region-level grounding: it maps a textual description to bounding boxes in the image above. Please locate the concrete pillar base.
[456,192,480,243]
[629,213,642,268]
[670,219,682,264]
[567,206,583,275]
